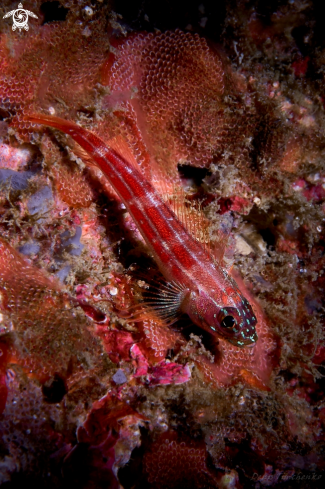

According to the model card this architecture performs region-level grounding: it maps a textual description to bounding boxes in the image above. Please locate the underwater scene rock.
[0,0,324,487]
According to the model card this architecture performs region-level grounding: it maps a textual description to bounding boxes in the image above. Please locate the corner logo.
[3,3,38,31]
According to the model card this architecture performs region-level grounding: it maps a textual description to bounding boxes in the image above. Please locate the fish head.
[183,288,258,347]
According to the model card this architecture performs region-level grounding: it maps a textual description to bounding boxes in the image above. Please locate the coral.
[138,316,184,363]
[103,29,252,174]
[0,237,104,383]
[40,134,94,208]
[0,1,110,140]
[0,143,32,170]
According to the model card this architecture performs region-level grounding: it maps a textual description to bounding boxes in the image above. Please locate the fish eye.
[221,315,236,329]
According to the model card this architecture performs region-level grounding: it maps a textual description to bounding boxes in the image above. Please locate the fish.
[25,114,258,347]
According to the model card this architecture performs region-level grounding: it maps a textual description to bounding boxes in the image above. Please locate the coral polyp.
[0,0,325,487]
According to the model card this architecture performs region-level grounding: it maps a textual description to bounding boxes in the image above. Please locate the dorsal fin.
[158,184,223,260]
[205,211,235,270]
[168,191,235,269]
[107,134,143,172]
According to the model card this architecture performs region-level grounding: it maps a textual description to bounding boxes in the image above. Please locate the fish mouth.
[229,331,258,348]
[244,331,258,347]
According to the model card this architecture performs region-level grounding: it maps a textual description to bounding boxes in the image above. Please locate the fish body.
[26,114,257,347]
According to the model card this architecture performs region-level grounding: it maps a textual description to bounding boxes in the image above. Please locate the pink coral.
[102,29,250,175]
[0,11,109,140]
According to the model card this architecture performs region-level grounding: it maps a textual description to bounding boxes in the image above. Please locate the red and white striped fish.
[26,114,258,347]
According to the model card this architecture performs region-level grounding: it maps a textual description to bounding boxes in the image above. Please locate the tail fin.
[25,113,108,167]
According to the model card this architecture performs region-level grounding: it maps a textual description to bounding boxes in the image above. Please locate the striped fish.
[26,114,258,347]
